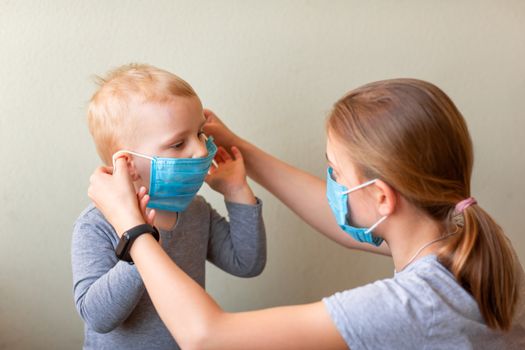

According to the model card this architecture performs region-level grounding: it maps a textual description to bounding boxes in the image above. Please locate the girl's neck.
[384,205,445,272]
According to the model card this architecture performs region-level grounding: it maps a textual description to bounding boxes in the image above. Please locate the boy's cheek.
[132,164,151,189]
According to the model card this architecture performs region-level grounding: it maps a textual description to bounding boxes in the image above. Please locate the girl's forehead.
[326,135,347,166]
[326,136,362,181]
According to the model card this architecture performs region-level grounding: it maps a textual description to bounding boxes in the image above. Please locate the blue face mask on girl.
[326,167,387,246]
[113,136,218,212]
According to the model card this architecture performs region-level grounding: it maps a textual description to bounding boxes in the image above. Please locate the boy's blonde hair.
[87,63,197,164]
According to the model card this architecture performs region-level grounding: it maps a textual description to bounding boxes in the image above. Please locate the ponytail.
[439,203,519,331]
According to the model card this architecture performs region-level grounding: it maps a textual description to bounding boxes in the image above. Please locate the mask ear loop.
[201,134,219,170]
[340,178,387,234]
[343,179,378,195]
[365,216,388,234]
[112,150,153,172]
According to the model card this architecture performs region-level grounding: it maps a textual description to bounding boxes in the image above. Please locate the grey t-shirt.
[72,196,266,350]
[323,254,525,349]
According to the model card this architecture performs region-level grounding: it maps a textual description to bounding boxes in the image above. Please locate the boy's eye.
[171,131,205,149]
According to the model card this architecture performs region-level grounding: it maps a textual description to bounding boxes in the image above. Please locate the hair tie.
[455,197,477,213]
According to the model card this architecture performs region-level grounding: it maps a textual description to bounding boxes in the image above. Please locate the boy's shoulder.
[75,202,108,225]
[73,203,117,242]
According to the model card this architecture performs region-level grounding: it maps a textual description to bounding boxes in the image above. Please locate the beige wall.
[1,1,523,348]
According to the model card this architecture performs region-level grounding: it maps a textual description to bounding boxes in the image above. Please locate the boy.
[72,64,266,349]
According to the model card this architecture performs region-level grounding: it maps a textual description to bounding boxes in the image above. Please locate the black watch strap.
[115,223,160,264]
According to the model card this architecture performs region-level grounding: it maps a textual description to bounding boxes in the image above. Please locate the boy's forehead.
[127,97,204,142]
[132,97,203,123]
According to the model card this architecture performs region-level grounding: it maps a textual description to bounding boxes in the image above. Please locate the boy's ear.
[118,155,141,181]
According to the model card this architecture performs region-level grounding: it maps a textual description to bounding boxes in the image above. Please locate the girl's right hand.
[203,109,244,150]
[88,157,148,236]
[137,186,156,226]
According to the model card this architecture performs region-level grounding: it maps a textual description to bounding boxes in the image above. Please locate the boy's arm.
[204,146,267,277]
[205,197,266,278]
[71,214,146,333]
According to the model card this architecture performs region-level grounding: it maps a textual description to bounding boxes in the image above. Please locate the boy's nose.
[192,137,208,158]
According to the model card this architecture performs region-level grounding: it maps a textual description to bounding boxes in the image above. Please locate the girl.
[88,78,525,349]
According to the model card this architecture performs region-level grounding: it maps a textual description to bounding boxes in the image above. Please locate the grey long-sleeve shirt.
[71,196,266,350]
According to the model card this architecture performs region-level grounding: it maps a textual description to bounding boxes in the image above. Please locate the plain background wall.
[1,1,524,348]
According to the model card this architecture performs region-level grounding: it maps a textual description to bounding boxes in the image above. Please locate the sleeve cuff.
[225,197,263,210]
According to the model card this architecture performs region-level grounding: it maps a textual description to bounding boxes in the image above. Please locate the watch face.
[115,224,159,264]
[115,233,132,262]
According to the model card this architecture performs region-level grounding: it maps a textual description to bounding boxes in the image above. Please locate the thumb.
[114,157,131,178]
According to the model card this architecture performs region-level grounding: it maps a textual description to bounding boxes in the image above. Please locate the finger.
[113,157,129,177]
[138,186,147,199]
[147,209,156,226]
[203,108,216,121]
[140,194,149,216]
[231,146,243,162]
[113,158,136,189]
[207,165,218,175]
[219,147,232,161]
[114,155,128,174]
[214,147,226,164]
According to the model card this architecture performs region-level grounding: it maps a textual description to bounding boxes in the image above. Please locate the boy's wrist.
[224,183,256,205]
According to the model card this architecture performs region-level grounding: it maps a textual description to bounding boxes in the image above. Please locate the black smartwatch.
[115,223,160,264]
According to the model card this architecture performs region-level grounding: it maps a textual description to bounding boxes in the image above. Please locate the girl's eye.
[172,142,184,149]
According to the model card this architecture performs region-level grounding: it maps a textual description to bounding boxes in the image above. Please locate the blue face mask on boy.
[113,136,218,212]
[326,167,387,246]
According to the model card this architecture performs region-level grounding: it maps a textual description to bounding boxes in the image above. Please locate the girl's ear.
[374,179,397,217]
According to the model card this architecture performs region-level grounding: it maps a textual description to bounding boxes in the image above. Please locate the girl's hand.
[203,109,244,150]
[88,157,147,236]
[137,186,156,226]
[205,146,256,205]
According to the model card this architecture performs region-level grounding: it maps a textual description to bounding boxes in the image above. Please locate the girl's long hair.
[327,78,519,331]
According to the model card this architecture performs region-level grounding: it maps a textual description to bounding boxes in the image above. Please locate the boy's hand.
[205,146,256,205]
[203,109,244,150]
[88,158,153,236]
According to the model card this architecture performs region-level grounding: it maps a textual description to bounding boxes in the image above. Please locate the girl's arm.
[204,110,390,256]
[130,233,346,350]
[88,159,347,350]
